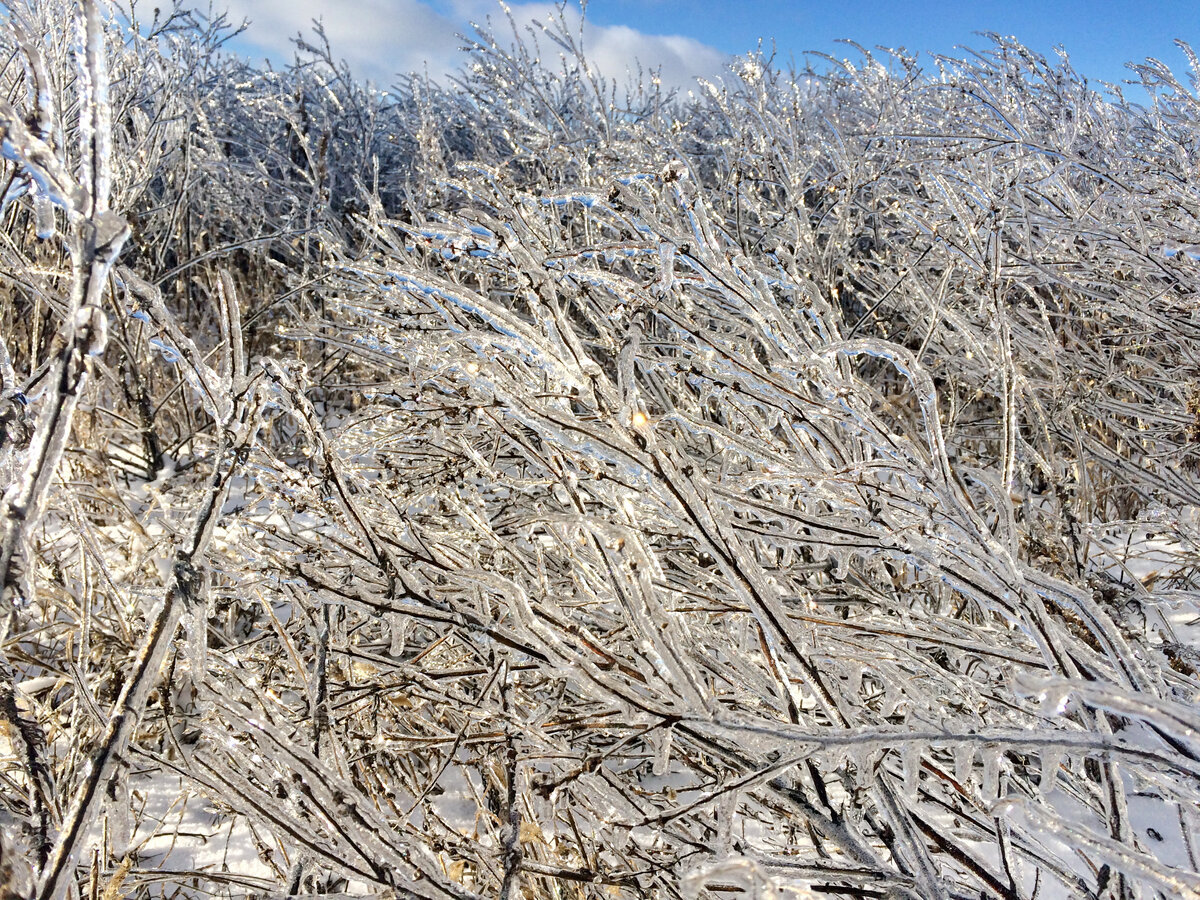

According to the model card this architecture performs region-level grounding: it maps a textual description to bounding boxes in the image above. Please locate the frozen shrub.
[0,3,1198,900]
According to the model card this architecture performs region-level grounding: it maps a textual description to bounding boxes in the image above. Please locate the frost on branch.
[0,4,1199,900]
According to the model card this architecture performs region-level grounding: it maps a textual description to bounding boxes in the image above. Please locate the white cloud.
[223,0,465,82]
[222,0,730,91]
[585,23,729,94]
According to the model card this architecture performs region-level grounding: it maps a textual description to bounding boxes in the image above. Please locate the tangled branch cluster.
[0,3,1199,899]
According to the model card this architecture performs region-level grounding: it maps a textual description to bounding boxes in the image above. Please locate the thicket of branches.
[2,2,1200,899]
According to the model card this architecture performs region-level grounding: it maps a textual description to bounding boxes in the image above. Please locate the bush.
[1,3,1198,899]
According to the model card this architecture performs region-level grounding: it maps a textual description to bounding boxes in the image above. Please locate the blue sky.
[580,1,1199,88]
[223,0,1199,96]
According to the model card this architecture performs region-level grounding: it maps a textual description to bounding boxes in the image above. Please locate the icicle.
[844,662,864,697]
[105,777,132,859]
[531,778,556,833]
[852,746,876,790]
[715,788,738,857]
[901,744,921,797]
[954,741,974,786]
[1040,747,1062,795]
[981,745,1002,800]
[658,240,676,294]
[185,594,208,695]
[387,612,407,657]
[33,189,54,239]
[652,725,673,776]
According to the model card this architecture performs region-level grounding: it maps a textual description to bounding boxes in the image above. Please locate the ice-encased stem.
[35,397,259,900]
[0,0,128,621]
